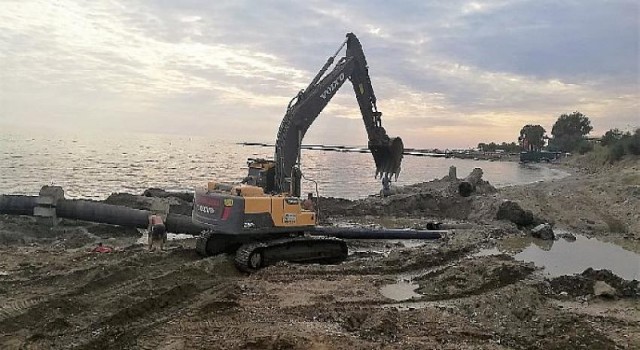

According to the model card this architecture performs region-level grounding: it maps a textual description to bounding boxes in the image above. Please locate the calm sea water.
[0,129,569,200]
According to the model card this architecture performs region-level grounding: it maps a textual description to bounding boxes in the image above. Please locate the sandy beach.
[0,155,638,349]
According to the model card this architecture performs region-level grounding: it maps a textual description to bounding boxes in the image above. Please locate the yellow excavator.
[192,33,404,271]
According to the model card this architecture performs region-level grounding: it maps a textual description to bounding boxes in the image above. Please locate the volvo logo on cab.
[197,205,216,214]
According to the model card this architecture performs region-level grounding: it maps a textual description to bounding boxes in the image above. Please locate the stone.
[593,281,617,298]
[34,185,65,226]
[557,231,577,242]
[448,166,457,180]
[531,223,555,240]
[496,200,535,227]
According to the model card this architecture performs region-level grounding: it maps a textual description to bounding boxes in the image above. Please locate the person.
[148,214,167,252]
[91,242,113,253]
[301,192,315,211]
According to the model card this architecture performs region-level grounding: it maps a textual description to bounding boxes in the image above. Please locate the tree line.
[478,111,639,162]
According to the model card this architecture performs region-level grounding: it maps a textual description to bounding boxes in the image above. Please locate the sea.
[0,128,570,200]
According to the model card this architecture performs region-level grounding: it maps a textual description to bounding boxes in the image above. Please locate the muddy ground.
[0,156,638,349]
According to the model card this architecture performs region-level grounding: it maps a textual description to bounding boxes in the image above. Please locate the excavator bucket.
[370,136,404,180]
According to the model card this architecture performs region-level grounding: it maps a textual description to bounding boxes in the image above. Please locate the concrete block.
[39,186,65,201]
[34,206,56,217]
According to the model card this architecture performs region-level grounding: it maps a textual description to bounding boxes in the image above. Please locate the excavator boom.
[274,32,403,195]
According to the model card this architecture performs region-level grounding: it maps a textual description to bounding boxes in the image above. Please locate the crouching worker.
[301,192,315,211]
[148,214,167,251]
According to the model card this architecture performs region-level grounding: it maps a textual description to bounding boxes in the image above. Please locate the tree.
[519,124,546,151]
[601,128,624,147]
[549,111,593,152]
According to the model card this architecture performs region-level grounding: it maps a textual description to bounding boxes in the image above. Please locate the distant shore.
[240,141,520,162]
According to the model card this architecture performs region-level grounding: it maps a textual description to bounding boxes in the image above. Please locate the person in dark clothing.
[301,192,315,211]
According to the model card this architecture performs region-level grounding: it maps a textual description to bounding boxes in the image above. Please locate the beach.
[0,155,638,349]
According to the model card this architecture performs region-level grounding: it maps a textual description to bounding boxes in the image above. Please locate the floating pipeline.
[1,194,444,240]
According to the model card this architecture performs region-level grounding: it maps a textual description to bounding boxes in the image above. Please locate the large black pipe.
[166,213,202,234]
[311,226,443,239]
[0,195,202,235]
[0,195,38,215]
[2,195,444,239]
[56,200,150,228]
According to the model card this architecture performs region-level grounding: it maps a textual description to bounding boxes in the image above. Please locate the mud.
[1,157,639,349]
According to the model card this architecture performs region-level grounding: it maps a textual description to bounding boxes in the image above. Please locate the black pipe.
[0,195,202,235]
[0,195,38,215]
[2,195,443,239]
[166,213,202,235]
[56,200,150,228]
[311,226,443,239]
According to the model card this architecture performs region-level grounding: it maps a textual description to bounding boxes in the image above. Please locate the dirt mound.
[415,255,536,299]
[382,245,474,273]
[543,268,640,298]
[341,309,400,342]
[455,284,618,350]
[0,215,139,247]
[495,200,548,228]
[142,188,194,202]
[242,334,311,350]
[318,174,510,225]
[105,191,193,216]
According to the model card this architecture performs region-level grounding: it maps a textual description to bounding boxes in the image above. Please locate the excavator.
[192,33,404,271]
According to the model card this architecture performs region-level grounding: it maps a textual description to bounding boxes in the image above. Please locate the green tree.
[519,124,546,151]
[627,128,640,155]
[549,111,593,152]
[601,128,624,146]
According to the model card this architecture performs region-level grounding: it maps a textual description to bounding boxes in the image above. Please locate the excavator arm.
[273,32,404,195]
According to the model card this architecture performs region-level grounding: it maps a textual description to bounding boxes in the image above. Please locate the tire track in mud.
[72,272,241,350]
[0,249,221,349]
[22,257,238,349]
[0,297,46,322]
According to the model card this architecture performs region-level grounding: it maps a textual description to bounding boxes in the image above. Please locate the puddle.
[381,300,457,311]
[476,233,640,280]
[349,239,432,257]
[379,280,421,301]
[473,247,501,257]
[136,233,194,245]
[0,271,9,276]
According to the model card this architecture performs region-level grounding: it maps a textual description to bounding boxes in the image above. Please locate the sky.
[0,0,638,149]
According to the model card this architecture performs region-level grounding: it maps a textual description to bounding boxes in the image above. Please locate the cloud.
[0,0,637,148]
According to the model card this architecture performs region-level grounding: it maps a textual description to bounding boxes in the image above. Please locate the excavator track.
[234,237,348,273]
[195,231,213,257]
[196,230,244,257]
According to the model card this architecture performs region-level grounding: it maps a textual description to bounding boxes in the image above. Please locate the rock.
[458,168,483,197]
[593,281,616,298]
[556,231,576,242]
[531,223,555,240]
[496,200,535,227]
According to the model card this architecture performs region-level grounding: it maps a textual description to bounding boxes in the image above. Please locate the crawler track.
[234,237,348,272]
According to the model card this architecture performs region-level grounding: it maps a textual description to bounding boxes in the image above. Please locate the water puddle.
[382,300,456,311]
[476,233,640,280]
[474,247,501,257]
[379,280,421,301]
[136,232,194,245]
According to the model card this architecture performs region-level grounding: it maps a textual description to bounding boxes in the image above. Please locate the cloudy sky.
[0,0,638,148]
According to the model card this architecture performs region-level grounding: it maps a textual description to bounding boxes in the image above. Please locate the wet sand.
[0,156,638,349]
